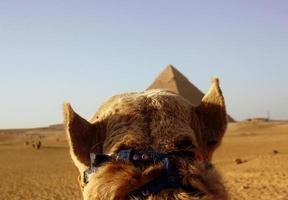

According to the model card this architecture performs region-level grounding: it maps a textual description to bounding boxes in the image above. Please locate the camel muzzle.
[80,148,208,199]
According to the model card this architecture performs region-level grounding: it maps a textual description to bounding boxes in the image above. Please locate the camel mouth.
[81,149,207,199]
[126,171,205,199]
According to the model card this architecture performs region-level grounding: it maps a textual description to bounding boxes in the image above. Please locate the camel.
[32,141,42,150]
[64,78,228,200]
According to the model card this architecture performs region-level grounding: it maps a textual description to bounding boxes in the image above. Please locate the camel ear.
[63,102,106,170]
[196,78,227,160]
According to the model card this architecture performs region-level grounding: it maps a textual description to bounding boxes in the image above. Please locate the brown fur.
[64,78,228,200]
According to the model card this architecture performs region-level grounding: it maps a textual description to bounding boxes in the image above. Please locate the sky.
[0,0,287,128]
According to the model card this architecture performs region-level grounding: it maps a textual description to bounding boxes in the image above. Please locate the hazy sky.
[0,0,287,128]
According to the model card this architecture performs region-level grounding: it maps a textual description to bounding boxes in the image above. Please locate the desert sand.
[0,121,287,200]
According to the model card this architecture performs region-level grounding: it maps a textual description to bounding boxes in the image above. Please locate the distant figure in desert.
[36,141,42,149]
[32,141,42,150]
[64,77,228,200]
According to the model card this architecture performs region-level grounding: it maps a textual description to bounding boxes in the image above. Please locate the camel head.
[64,78,228,200]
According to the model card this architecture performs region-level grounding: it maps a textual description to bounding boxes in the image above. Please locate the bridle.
[78,148,209,199]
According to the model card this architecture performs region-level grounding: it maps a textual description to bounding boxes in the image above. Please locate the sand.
[0,128,81,200]
[0,121,287,200]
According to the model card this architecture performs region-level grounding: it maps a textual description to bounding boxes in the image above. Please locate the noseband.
[80,149,208,199]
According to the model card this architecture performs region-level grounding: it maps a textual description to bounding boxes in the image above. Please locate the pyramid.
[147,64,235,122]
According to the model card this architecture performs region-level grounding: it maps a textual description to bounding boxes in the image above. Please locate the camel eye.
[114,143,131,153]
[175,136,194,149]
[207,140,218,147]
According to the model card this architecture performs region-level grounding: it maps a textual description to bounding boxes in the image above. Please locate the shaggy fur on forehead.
[64,78,228,200]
